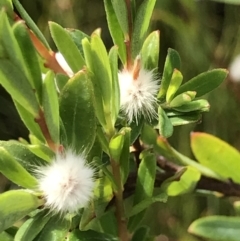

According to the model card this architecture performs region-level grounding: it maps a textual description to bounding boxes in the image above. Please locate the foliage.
[0,0,239,240]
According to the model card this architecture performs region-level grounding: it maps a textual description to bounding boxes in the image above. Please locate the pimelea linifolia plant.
[1,1,240,241]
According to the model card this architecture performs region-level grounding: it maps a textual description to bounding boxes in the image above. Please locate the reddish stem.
[35,109,58,152]
[14,14,67,75]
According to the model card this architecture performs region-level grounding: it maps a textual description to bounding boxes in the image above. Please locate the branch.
[121,154,240,199]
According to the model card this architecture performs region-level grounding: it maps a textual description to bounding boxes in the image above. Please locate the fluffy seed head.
[36,150,95,214]
[118,65,160,123]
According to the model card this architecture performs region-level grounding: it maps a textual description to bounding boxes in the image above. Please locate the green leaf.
[34,215,69,241]
[188,216,240,241]
[0,0,13,17]
[169,91,196,108]
[87,137,102,163]
[154,137,224,180]
[128,192,167,217]
[130,117,144,144]
[129,152,156,231]
[169,112,202,126]
[140,31,160,70]
[191,132,240,183]
[12,0,50,49]
[97,127,110,155]
[158,48,181,99]
[132,227,149,241]
[141,123,158,146]
[111,0,128,34]
[66,28,90,56]
[173,99,210,112]
[170,146,225,181]
[0,10,28,76]
[0,231,13,241]
[79,203,95,230]
[90,34,112,110]
[0,59,39,116]
[0,140,46,172]
[93,176,113,217]
[28,144,55,163]
[131,0,157,58]
[0,190,43,233]
[134,149,155,192]
[119,127,131,184]
[13,100,45,143]
[59,70,96,154]
[109,133,124,162]
[158,106,173,138]
[97,211,118,236]
[0,147,38,189]
[103,0,126,63]
[166,69,183,103]
[13,21,42,103]
[93,157,117,191]
[82,38,106,128]
[49,21,85,72]
[68,229,118,241]
[42,71,59,143]
[14,210,51,241]
[55,73,69,92]
[176,69,228,97]
[109,46,120,124]
[161,166,201,196]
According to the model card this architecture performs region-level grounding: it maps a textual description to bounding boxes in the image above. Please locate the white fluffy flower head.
[118,57,160,123]
[36,150,95,213]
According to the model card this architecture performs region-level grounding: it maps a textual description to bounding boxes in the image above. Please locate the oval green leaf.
[170,113,202,126]
[0,190,43,233]
[161,166,201,196]
[109,133,124,162]
[141,123,158,146]
[42,71,59,143]
[33,215,69,241]
[109,46,120,124]
[191,132,240,183]
[27,144,55,163]
[0,140,46,171]
[14,210,50,241]
[0,59,39,116]
[103,0,126,63]
[68,229,118,241]
[131,0,157,58]
[140,30,160,70]
[59,70,96,154]
[158,48,181,100]
[158,106,173,138]
[13,22,42,103]
[0,147,38,189]
[173,99,210,112]
[49,21,85,72]
[90,34,112,110]
[13,100,45,143]
[188,216,240,241]
[176,69,228,97]
[111,0,128,34]
[166,69,183,103]
[82,38,106,128]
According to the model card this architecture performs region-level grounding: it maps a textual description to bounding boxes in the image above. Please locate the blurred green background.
[1,0,240,240]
